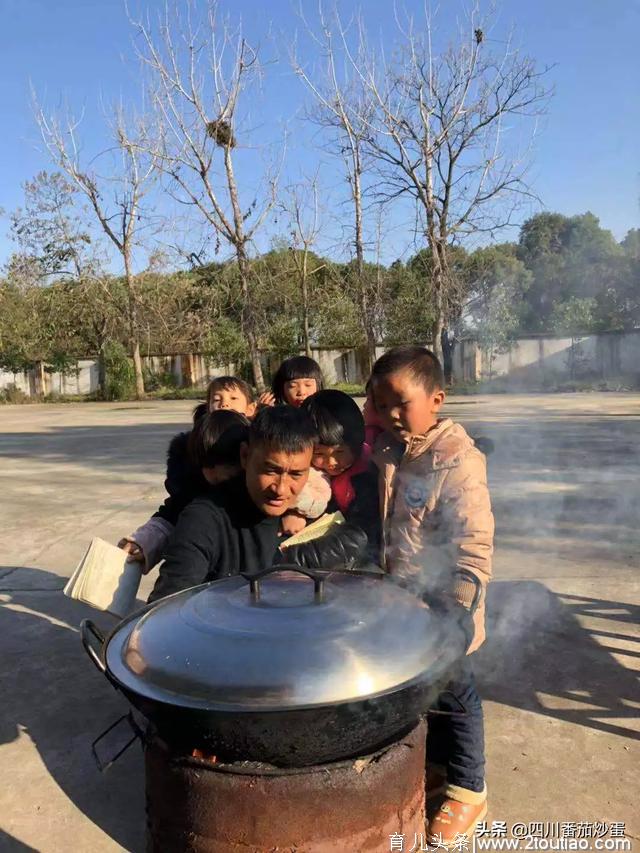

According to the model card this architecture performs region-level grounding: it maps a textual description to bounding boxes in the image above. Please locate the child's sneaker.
[427,784,487,845]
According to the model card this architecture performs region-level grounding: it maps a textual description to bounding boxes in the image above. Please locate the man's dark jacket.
[149,474,370,603]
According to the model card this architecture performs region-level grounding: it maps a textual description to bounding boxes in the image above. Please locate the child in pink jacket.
[370,345,494,844]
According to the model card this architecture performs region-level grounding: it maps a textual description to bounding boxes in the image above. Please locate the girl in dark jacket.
[118,376,256,567]
[119,409,250,571]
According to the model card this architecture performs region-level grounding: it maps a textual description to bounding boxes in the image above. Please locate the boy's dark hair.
[302,390,365,455]
[188,410,250,469]
[206,375,255,409]
[271,356,324,404]
[371,345,445,393]
[249,405,317,454]
[192,402,208,425]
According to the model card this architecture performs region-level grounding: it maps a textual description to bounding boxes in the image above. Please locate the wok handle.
[81,618,107,674]
[241,565,325,604]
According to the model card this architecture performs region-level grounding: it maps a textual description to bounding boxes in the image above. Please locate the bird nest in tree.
[206,119,236,148]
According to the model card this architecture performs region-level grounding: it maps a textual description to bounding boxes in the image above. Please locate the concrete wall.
[454,330,640,387]
[0,346,370,397]
[0,354,234,398]
[10,332,635,397]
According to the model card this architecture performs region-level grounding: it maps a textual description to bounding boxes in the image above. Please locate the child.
[280,389,379,563]
[302,389,372,515]
[119,410,250,571]
[256,357,329,535]
[207,375,256,418]
[369,345,494,843]
[119,375,254,565]
[260,356,324,408]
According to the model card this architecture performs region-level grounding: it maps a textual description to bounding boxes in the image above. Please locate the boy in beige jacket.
[370,345,494,843]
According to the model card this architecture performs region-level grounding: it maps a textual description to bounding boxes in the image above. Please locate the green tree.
[549,296,598,379]
[463,244,531,379]
[550,296,597,338]
[382,260,435,346]
[517,212,625,331]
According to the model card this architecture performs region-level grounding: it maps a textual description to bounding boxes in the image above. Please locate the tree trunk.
[441,327,455,385]
[34,361,47,396]
[237,252,265,391]
[302,303,312,358]
[364,321,377,371]
[429,237,449,364]
[247,327,265,391]
[124,254,145,399]
[97,345,107,398]
[132,340,145,398]
[352,158,376,374]
[184,353,196,387]
[432,313,444,362]
[431,267,445,362]
[301,255,312,358]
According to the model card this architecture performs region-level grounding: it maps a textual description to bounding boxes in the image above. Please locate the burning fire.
[191,748,218,764]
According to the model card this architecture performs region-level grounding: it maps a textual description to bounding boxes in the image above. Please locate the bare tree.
[293,7,378,370]
[281,175,326,357]
[343,7,550,360]
[10,172,91,282]
[34,105,158,397]
[131,0,281,390]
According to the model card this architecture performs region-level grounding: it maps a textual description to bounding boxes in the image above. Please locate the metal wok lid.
[105,567,466,712]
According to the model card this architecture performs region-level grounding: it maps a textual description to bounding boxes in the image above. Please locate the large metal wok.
[81,566,469,767]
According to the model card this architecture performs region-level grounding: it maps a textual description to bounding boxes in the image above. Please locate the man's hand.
[117,538,149,572]
[279,513,307,542]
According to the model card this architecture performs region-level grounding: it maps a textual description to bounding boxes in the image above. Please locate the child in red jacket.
[301,391,378,528]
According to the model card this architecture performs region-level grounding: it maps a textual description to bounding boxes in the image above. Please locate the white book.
[283,511,345,547]
[64,537,142,618]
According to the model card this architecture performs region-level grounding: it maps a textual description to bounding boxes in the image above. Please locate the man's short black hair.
[206,375,255,408]
[302,390,365,455]
[188,410,250,468]
[371,345,445,393]
[271,356,324,404]
[249,405,317,454]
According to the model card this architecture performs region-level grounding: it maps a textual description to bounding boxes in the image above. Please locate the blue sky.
[0,0,638,270]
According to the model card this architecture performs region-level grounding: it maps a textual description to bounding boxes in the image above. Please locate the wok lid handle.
[241,565,326,604]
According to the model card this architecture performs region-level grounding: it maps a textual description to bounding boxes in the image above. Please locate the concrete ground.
[0,394,638,852]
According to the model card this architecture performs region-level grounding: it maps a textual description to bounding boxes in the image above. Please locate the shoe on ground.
[427,784,488,845]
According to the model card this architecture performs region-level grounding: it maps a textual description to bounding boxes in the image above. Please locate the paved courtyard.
[0,394,639,852]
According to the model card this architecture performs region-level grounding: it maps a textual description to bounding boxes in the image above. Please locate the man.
[149,405,367,602]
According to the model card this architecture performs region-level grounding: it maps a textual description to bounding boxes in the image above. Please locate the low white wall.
[458,330,640,386]
[0,354,235,397]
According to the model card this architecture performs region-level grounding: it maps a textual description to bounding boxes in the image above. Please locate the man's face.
[241,441,313,515]
[209,386,256,418]
[373,370,445,441]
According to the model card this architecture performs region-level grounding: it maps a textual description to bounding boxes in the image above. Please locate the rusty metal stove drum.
[81,566,468,767]
[144,720,428,853]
